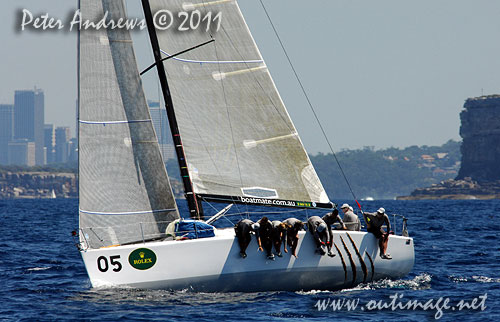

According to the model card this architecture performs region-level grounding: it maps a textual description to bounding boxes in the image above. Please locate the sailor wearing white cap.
[340,203,361,231]
[363,207,392,259]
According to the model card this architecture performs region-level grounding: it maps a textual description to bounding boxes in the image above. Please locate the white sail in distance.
[78,0,180,249]
[149,0,330,207]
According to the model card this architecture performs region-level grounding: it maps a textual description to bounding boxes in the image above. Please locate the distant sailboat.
[77,0,414,291]
[51,189,56,199]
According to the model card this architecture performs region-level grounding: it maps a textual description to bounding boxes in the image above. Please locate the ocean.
[0,199,499,321]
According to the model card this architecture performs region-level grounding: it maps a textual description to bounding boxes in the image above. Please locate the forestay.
[149,0,330,207]
[78,0,179,249]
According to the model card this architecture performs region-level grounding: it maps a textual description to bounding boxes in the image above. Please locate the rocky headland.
[399,95,500,200]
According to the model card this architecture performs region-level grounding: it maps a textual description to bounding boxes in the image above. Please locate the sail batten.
[79,0,179,249]
[150,0,330,206]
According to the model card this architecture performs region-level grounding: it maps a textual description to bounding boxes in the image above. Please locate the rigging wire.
[258,0,362,210]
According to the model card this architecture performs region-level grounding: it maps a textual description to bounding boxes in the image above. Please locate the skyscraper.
[148,100,170,144]
[68,137,78,162]
[8,139,35,166]
[0,104,13,165]
[148,100,175,160]
[14,88,44,165]
[55,126,70,163]
[44,124,55,164]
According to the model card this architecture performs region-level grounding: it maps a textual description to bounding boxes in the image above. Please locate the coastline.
[397,178,500,200]
[397,194,500,200]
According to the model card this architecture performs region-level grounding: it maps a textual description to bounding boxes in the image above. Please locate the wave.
[340,273,432,292]
[293,273,433,295]
[450,275,500,283]
[295,289,334,295]
[26,267,51,272]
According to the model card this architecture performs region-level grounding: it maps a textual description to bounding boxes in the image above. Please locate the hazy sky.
[1,0,500,154]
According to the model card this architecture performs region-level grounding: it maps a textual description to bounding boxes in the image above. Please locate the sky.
[1,0,500,154]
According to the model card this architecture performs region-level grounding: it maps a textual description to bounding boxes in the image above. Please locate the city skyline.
[0,86,176,167]
[0,87,77,166]
[1,1,500,153]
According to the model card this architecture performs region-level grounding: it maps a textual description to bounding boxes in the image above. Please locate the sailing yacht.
[78,0,414,291]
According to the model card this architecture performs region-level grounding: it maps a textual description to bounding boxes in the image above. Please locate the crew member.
[257,216,275,260]
[340,203,361,231]
[363,207,392,259]
[283,217,304,258]
[234,218,259,258]
[307,216,334,256]
[271,220,290,257]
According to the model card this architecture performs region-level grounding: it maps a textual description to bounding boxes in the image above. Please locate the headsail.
[78,0,180,249]
[148,0,330,207]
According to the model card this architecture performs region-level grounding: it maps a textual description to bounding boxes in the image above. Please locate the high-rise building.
[68,137,78,162]
[148,100,175,160]
[55,126,70,163]
[8,139,35,166]
[44,124,55,164]
[0,104,14,165]
[75,99,79,144]
[14,88,44,165]
[148,100,170,144]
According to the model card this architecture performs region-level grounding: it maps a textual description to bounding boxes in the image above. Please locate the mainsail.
[149,0,330,207]
[78,0,179,249]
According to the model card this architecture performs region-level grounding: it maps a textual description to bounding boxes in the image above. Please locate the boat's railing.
[390,213,409,237]
[77,219,220,250]
[333,212,409,237]
[76,210,410,250]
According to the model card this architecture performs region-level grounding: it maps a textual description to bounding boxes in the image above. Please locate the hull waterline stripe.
[346,232,368,283]
[365,252,375,282]
[340,235,356,287]
[79,119,152,124]
[333,242,347,284]
[79,208,176,215]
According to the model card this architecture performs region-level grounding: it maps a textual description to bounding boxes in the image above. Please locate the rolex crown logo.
[129,248,156,270]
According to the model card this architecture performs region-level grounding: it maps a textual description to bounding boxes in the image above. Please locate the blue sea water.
[0,199,499,321]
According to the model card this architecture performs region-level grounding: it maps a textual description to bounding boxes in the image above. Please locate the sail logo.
[240,196,298,207]
[296,201,312,207]
[239,196,320,208]
[128,248,157,270]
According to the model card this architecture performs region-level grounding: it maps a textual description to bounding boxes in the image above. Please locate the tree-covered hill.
[1,141,461,200]
[310,140,461,200]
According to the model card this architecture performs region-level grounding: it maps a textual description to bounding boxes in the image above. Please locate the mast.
[141,0,202,219]
[77,0,81,215]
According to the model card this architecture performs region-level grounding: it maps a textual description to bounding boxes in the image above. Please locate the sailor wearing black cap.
[234,219,260,258]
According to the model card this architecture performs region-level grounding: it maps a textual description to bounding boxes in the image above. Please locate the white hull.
[81,228,414,292]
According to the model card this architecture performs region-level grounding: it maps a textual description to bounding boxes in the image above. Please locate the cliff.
[457,95,500,181]
[399,95,500,200]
